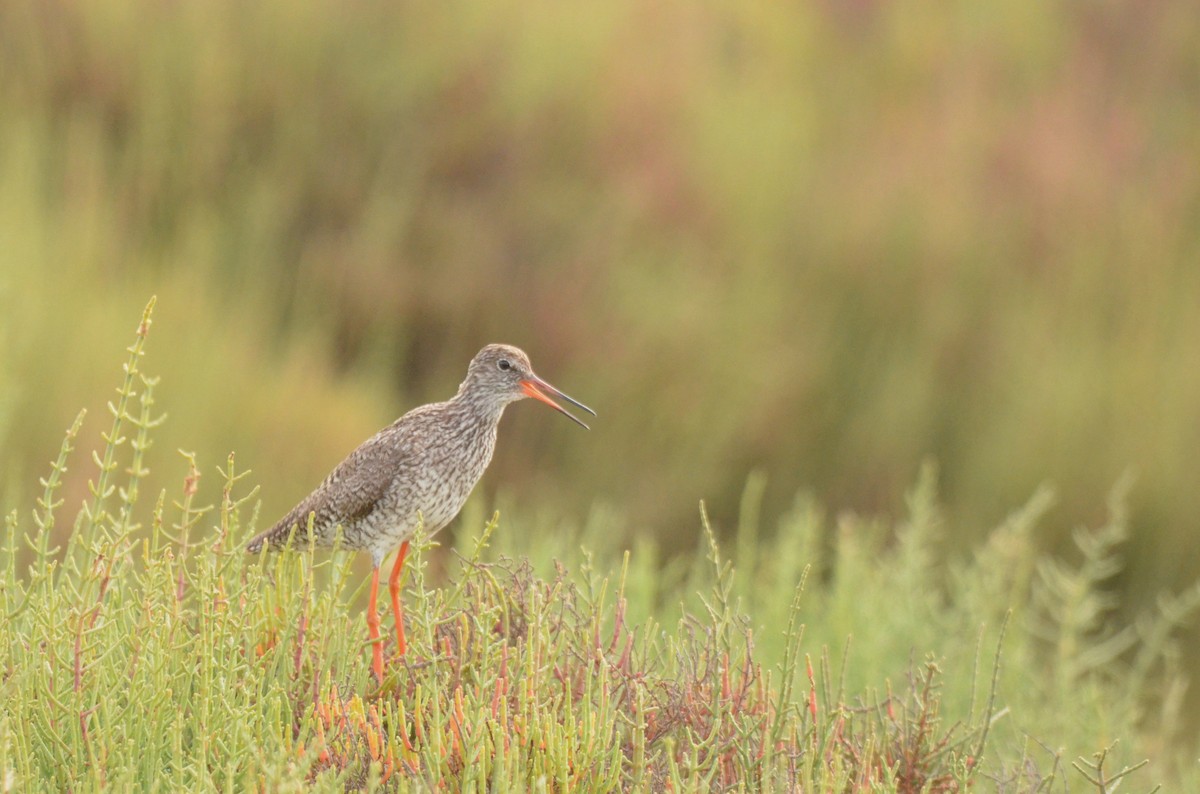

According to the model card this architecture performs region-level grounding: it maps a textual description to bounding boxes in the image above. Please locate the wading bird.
[247,344,593,679]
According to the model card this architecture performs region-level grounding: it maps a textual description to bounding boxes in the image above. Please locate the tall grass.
[3,303,1197,790]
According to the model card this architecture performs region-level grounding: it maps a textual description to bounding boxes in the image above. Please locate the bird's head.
[462,344,595,428]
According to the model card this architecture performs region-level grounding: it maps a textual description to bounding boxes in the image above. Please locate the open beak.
[520,375,596,429]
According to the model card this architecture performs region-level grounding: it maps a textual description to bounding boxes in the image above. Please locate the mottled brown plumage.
[247,343,593,679]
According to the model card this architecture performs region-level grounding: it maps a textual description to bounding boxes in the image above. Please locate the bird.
[246,343,594,680]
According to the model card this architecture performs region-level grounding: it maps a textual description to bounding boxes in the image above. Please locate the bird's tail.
[245,528,274,555]
[245,518,295,554]
[246,508,324,554]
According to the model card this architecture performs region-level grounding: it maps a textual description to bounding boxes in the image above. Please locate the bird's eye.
[497,359,512,371]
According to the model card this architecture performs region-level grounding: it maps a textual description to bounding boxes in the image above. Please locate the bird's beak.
[520,375,595,429]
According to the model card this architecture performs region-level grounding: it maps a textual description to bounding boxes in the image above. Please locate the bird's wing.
[246,424,410,553]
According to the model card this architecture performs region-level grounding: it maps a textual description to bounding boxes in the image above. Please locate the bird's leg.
[388,541,410,657]
[366,565,384,680]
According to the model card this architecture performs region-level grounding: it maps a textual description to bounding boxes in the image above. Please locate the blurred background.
[1,1,1198,621]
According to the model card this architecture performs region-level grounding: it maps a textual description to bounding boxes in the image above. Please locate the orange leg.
[366,565,384,680]
[388,541,410,657]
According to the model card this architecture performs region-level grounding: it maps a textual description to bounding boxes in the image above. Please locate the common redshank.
[246,344,593,679]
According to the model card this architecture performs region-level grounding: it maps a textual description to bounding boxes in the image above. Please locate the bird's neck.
[449,385,508,427]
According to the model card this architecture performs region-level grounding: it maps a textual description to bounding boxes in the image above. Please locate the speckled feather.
[246,344,559,566]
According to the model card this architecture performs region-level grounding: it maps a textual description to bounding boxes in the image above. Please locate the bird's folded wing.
[248,429,409,551]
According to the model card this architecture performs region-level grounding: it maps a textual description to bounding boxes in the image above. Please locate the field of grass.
[3,303,1196,790]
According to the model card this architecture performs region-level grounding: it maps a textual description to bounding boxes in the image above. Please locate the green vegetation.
[3,303,1195,790]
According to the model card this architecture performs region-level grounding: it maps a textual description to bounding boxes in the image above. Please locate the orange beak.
[520,376,595,429]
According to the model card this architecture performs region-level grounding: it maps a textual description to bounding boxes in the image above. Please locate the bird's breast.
[392,424,498,533]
